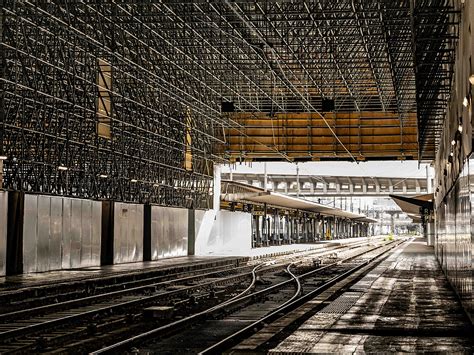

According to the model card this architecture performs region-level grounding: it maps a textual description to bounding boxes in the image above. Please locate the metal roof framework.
[0,1,459,206]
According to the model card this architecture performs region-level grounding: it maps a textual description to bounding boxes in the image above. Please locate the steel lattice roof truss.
[0,1,459,203]
[412,0,460,159]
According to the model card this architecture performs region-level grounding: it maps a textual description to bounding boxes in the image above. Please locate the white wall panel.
[195,210,252,256]
[0,191,7,276]
[195,210,217,255]
[220,211,252,254]
[194,164,253,256]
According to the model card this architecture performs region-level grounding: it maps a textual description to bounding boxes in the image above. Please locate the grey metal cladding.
[152,206,162,259]
[457,159,472,316]
[80,200,92,266]
[36,195,51,273]
[435,156,473,321]
[113,203,123,264]
[114,203,144,264]
[91,201,102,267]
[129,204,144,262]
[61,197,72,269]
[0,192,7,276]
[49,196,63,271]
[177,208,189,257]
[22,195,102,273]
[23,194,38,273]
[151,206,188,260]
[70,198,83,269]
[150,207,160,260]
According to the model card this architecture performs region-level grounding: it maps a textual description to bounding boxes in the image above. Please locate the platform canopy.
[222,180,376,223]
[389,193,434,222]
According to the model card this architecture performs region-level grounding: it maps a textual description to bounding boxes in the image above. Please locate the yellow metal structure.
[185,108,193,171]
[97,59,112,139]
[223,111,419,161]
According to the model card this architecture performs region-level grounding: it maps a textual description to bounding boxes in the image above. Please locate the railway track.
[0,258,245,311]
[202,240,406,354]
[0,240,376,354]
[88,238,403,354]
[0,243,344,314]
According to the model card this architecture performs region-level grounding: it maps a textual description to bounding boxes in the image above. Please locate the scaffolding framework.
[0,1,459,205]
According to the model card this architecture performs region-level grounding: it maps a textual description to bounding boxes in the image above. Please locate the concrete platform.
[269,239,473,353]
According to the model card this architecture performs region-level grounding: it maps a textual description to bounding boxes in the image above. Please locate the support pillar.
[214,164,221,211]
[101,201,114,266]
[426,165,432,193]
[264,162,268,191]
[6,191,24,275]
[188,209,195,255]
[143,204,152,261]
[296,163,300,197]
[427,221,435,246]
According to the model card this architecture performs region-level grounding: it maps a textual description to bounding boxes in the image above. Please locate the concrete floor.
[270,239,473,353]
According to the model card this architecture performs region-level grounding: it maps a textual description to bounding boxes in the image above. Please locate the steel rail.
[0,243,354,344]
[90,239,396,354]
[199,239,404,354]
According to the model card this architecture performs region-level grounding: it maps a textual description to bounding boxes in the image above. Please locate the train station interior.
[0,1,473,353]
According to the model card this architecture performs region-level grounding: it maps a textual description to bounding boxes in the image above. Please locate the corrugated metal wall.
[151,206,188,259]
[0,191,7,276]
[113,203,144,264]
[23,195,101,273]
[435,156,473,322]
